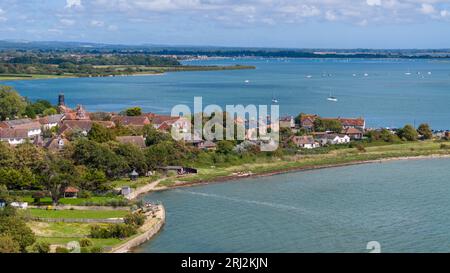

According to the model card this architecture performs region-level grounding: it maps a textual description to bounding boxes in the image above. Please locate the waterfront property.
[289,136,320,149]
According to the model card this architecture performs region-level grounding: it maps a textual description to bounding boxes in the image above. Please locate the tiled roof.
[39,114,64,125]
[343,127,363,134]
[291,136,315,145]
[116,136,146,148]
[0,128,29,139]
[112,116,150,126]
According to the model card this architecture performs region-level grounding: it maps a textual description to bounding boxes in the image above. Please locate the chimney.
[58,93,65,107]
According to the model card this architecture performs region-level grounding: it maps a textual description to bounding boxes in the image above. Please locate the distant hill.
[1,40,450,58]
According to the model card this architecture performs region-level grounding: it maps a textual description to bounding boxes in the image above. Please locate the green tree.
[114,143,148,174]
[143,125,171,146]
[31,241,50,253]
[417,123,432,140]
[0,86,27,120]
[80,169,110,192]
[125,107,142,116]
[43,108,58,116]
[216,140,235,154]
[41,154,77,205]
[0,212,36,252]
[397,124,419,141]
[72,139,127,178]
[88,123,115,143]
[145,141,185,169]
[313,118,343,132]
[0,235,20,253]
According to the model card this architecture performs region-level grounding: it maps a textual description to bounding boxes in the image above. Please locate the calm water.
[4,58,450,129]
[136,159,450,253]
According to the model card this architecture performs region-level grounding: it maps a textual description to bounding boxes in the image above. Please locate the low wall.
[111,205,165,253]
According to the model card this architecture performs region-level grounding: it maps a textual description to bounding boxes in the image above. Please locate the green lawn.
[24,208,129,219]
[0,74,73,81]
[20,196,128,206]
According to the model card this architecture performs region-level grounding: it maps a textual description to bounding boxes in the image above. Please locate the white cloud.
[66,0,82,9]
[325,10,337,21]
[90,20,105,27]
[60,18,75,26]
[420,3,436,15]
[367,0,382,7]
[441,10,450,18]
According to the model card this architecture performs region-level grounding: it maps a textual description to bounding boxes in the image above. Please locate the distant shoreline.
[0,65,255,82]
[150,154,450,193]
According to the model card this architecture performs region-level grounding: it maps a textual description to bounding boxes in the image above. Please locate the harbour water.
[136,159,450,253]
[4,58,450,129]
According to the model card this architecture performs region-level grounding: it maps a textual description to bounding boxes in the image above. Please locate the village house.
[0,128,29,145]
[316,134,351,145]
[337,118,366,131]
[111,115,151,128]
[0,118,42,138]
[61,105,91,121]
[290,135,320,149]
[300,114,319,131]
[299,115,366,132]
[45,136,69,152]
[59,120,115,136]
[280,116,296,129]
[38,114,65,130]
[190,140,217,151]
[151,114,190,133]
[116,136,147,149]
[342,127,364,140]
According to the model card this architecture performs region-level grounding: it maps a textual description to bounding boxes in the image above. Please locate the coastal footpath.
[110,204,165,253]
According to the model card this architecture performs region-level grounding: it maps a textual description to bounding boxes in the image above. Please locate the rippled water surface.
[136,159,450,253]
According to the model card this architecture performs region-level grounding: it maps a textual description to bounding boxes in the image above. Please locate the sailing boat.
[327,93,338,102]
[272,92,279,103]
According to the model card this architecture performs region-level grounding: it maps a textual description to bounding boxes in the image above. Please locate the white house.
[290,136,320,149]
[39,114,65,130]
[317,134,351,145]
[0,119,42,138]
[0,128,29,145]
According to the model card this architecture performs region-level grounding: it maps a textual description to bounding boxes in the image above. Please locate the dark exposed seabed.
[4,58,450,129]
[136,158,450,253]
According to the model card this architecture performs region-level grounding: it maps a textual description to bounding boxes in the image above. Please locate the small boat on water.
[364,73,369,77]
[405,72,412,75]
[327,93,338,102]
[245,80,250,83]
[306,75,313,78]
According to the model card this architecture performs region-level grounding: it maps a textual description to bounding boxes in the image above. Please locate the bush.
[55,247,69,253]
[124,213,146,227]
[32,241,50,253]
[90,224,137,239]
[79,238,93,248]
[441,144,450,149]
[356,144,366,153]
[90,246,103,253]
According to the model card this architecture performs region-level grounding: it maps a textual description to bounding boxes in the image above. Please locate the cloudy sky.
[1,0,450,48]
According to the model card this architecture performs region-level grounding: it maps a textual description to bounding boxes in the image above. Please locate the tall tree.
[0,86,27,121]
[417,123,433,140]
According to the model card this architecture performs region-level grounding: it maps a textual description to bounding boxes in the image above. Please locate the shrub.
[55,247,69,253]
[356,144,366,153]
[90,224,137,239]
[32,241,50,253]
[440,144,450,149]
[79,238,93,248]
[124,213,146,227]
[90,246,103,253]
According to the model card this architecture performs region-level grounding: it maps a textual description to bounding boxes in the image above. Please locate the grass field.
[109,175,161,189]
[0,74,74,81]
[158,140,450,187]
[23,208,129,219]
[20,196,128,206]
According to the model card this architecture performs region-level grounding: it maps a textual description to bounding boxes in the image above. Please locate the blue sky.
[1,0,450,48]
